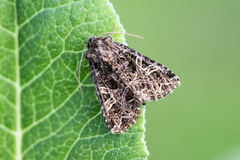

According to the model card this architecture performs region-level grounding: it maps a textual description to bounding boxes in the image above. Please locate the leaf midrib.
[14,1,22,160]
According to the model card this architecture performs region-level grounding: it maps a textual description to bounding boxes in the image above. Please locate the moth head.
[87,36,95,48]
[87,36,114,48]
[103,36,114,45]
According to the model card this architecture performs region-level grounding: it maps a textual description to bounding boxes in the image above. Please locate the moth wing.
[114,42,180,101]
[89,61,142,134]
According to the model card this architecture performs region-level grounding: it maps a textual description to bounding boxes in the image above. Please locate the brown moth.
[79,32,180,134]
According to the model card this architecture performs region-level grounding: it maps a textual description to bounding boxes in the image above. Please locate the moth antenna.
[96,32,143,39]
[78,42,88,94]
[109,24,116,36]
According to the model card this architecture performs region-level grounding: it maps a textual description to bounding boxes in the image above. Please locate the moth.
[78,31,180,134]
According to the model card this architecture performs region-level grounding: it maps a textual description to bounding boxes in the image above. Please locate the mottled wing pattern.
[89,61,142,134]
[114,42,180,101]
[85,36,180,134]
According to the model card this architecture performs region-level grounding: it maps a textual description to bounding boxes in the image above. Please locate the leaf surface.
[0,0,148,159]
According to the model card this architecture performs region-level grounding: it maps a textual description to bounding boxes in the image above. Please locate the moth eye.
[87,37,94,47]
[106,79,118,89]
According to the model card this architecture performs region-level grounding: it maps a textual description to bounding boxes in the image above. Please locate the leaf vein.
[22,85,80,132]
[63,111,102,160]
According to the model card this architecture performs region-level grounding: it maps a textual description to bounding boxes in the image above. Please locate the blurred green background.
[112,0,240,160]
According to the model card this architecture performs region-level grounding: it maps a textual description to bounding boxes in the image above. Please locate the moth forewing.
[81,35,180,134]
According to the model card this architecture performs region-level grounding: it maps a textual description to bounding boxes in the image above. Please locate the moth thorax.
[101,51,115,63]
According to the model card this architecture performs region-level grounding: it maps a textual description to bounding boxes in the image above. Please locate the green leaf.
[0,0,148,159]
